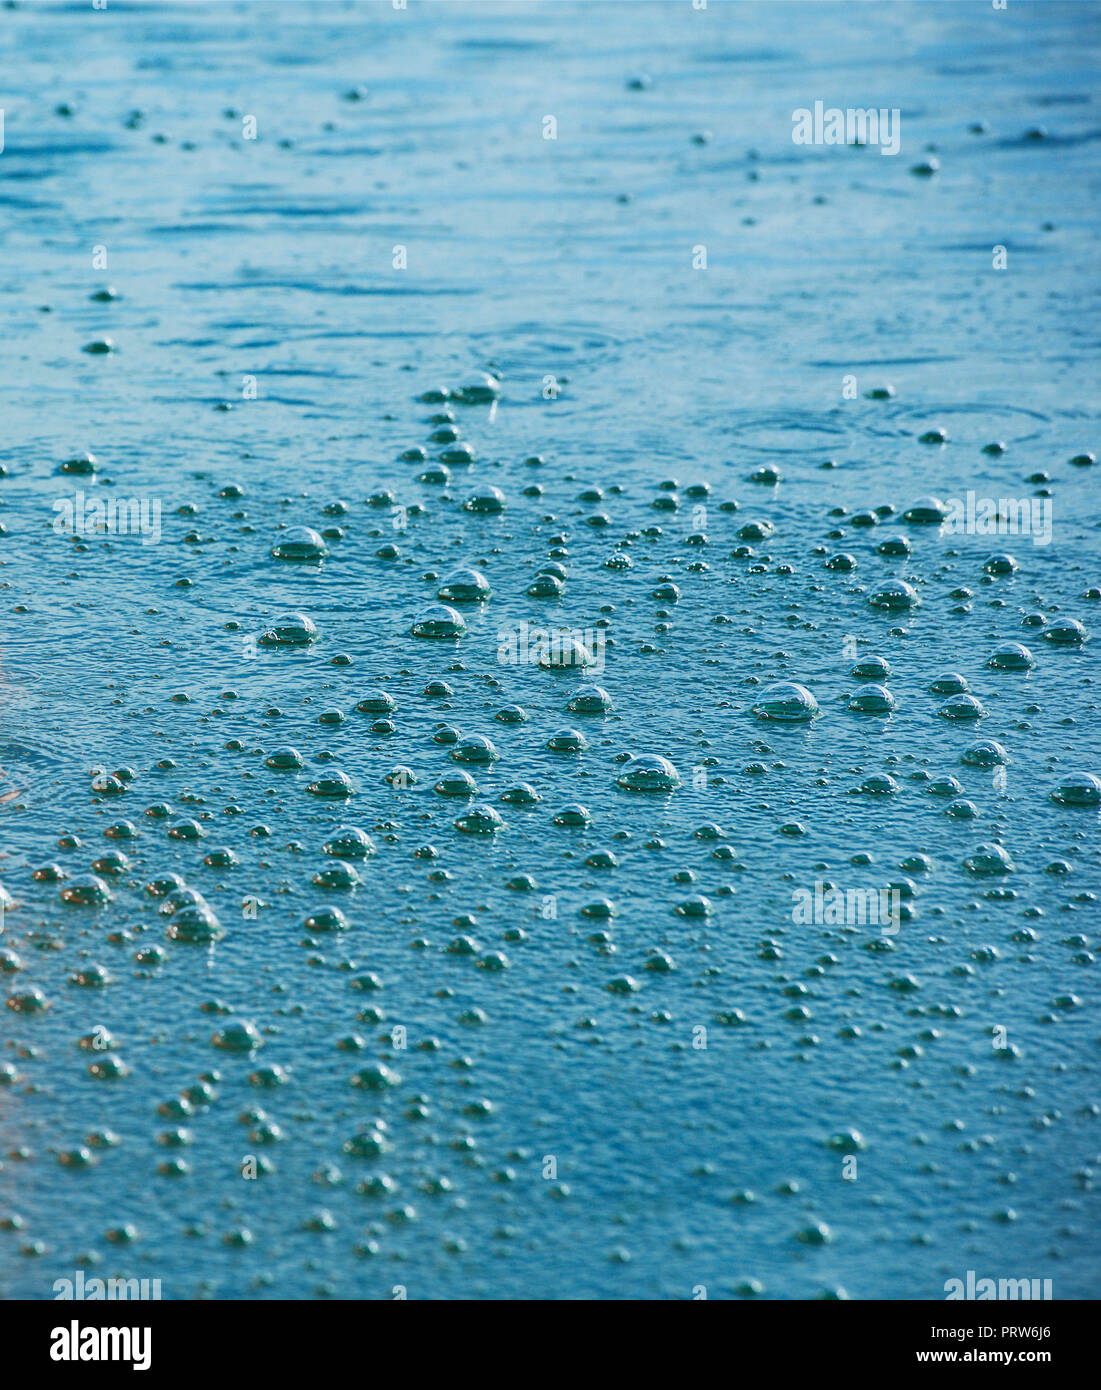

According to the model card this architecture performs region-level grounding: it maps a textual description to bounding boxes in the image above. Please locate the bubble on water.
[928,775,964,797]
[202,839,237,861]
[146,874,185,900]
[304,905,349,931]
[351,1062,400,1090]
[323,827,375,858]
[567,684,612,714]
[59,450,99,476]
[858,774,899,795]
[987,642,1035,670]
[455,803,505,834]
[554,804,592,827]
[825,1129,865,1152]
[271,526,328,562]
[937,693,985,721]
[166,817,202,839]
[451,734,499,764]
[501,783,540,805]
[60,874,112,906]
[258,612,318,647]
[266,747,306,770]
[212,1019,263,1053]
[412,604,466,638]
[528,573,563,597]
[617,754,679,791]
[345,1127,390,1160]
[249,1064,289,1089]
[437,568,491,602]
[964,843,1014,876]
[547,728,587,752]
[463,486,506,514]
[930,672,968,695]
[306,770,356,798]
[538,635,595,671]
[452,372,501,404]
[167,904,225,943]
[946,798,978,819]
[89,1054,128,1079]
[849,685,896,714]
[1051,774,1101,807]
[313,862,361,889]
[903,496,948,523]
[674,894,712,918]
[435,770,478,797]
[869,579,919,611]
[961,739,1009,767]
[1043,618,1087,645]
[877,535,911,557]
[851,656,890,680]
[7,986,50,1015]
[753,682,819,722]
[355,689,395,714]
[983,553,1018,576]
[161,887,210,916]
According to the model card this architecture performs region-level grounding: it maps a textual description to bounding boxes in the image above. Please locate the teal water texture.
[0,0,1099,1299]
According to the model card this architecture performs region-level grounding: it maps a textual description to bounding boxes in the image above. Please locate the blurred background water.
[0,0,1099,1299]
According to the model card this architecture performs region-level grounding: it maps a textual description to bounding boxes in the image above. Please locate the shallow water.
[1,0,1099,1300]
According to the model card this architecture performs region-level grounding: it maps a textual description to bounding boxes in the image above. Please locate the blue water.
[0,0,1099,1300]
